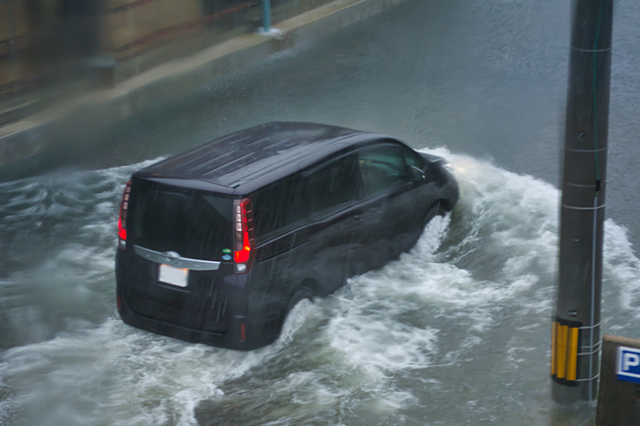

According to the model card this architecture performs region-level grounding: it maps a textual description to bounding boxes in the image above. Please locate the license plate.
[158,264,189,287]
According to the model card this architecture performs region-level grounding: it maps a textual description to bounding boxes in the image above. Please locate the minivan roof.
[135,122,396,195]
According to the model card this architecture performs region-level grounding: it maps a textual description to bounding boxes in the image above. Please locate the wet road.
[2,0,640,424]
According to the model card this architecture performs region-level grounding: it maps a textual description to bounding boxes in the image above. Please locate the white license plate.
[158,264,189,287]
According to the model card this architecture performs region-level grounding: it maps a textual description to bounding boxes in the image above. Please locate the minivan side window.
[306,155,359,220]
[402,147,423,169]
[359,145,407,197]
[253,175,306,240]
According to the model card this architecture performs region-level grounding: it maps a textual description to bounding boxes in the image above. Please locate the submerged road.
[2,0,640,424]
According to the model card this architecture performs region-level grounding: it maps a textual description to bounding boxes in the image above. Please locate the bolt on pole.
[552,0,613,404]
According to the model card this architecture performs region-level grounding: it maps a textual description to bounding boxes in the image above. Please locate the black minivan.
[115,122,458,350]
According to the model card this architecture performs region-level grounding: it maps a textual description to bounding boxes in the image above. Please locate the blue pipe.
[262,0,271,32]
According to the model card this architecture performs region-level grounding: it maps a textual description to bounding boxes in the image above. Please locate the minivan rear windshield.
[129,179,233,261]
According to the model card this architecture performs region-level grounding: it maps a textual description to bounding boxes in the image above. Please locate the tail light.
[233,198,254,273]
[117,181,132,250]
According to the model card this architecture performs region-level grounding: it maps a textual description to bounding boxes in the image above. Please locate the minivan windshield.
[130,180,233,261]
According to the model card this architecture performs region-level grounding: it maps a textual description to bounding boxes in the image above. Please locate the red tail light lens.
[118,181,132,250]
[233,198,254,272]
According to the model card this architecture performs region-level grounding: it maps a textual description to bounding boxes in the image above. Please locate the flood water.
[2,0,640,424]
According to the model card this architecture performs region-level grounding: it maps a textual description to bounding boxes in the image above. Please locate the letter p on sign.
[623,353,640,371]
[617,346,640,384]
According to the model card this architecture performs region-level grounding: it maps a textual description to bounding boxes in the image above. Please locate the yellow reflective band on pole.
[567,327,579,381]
[551,321,580,382]
[557,324,568,378]
[551,321,558,376]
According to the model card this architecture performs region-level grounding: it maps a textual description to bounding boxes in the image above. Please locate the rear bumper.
[116,293,272,350]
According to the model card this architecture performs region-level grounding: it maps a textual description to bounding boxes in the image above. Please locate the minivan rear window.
[129,180,233,261]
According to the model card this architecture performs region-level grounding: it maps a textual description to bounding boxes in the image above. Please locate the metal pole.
[9,0,18,105]
[552,0,613,403]
[262,0,271,32]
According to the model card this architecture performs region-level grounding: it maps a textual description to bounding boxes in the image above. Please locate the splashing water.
[1,151,639,425]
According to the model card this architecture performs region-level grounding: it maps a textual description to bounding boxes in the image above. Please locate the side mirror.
[409,165,425,182]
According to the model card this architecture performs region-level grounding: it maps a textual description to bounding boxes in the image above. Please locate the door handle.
[353,214,363,222]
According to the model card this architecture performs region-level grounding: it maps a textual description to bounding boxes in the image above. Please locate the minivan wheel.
[424,200,448,226]
[286,287,315,314]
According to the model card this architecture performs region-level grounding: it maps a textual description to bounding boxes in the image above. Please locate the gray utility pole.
[552,0,612,403]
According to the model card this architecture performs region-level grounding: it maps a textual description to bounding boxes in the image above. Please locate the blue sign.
[616,346,640,384]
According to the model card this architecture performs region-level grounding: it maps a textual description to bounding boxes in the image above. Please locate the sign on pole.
[616,346,640,384]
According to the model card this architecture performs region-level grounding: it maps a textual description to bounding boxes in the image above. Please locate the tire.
[285,287,315,314]
[424,200,448,226]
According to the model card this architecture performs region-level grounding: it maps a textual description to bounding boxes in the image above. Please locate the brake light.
[117,181,132,250]
[233,198,254,273]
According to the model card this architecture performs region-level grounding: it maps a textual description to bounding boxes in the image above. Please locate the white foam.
[277,299,318,346]
[312,151,566,414]
[603,220,640,319]
[0,319,281,425]
[3,152,640,424]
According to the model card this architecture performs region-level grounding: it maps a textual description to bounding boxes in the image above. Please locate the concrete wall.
[0,0,410,169]
[0,0,336,127]
[0,1,336,96]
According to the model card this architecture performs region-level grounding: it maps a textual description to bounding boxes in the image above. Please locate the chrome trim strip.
[134,245,221,271]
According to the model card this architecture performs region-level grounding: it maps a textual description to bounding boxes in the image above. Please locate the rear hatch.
[122,177,236,333]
